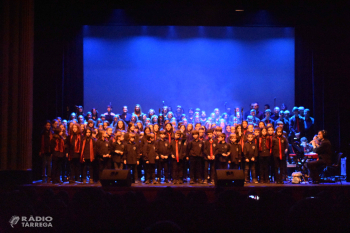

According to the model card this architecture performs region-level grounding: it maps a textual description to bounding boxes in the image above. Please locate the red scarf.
[54,138,64,153]
[167,133,172,143]
[296,117,300,132]
[269,135,273,153]
[175,140,179,162]
[40,131,52,154]
[278,137,283,160]
[80,138,94,162]
[259,136,270,152]
[259,137,262,151]
[209,139,214,159]
[70,134,81,153]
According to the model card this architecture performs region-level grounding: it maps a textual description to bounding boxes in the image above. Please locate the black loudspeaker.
[100,169,132,187]
[215,169,245,187]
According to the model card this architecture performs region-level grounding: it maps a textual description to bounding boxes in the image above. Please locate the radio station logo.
[9,215,53,228]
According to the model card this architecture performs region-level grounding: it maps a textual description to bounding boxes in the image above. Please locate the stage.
[4,179,349,232]
[19,179,350,203]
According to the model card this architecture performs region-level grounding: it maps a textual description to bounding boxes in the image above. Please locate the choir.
[39,103,318,184]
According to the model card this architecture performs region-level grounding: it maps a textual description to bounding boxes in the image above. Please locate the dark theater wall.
[1,0,34,172]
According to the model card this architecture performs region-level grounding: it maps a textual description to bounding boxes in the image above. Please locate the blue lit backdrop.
[84,26,294,115]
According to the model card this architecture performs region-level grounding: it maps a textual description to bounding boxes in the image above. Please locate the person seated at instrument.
[307,130,332,184]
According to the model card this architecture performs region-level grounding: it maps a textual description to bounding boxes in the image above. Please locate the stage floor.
[30,179,350,188]
[19,179,350,202]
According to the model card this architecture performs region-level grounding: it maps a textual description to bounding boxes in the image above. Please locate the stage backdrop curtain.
[0,0,34,170]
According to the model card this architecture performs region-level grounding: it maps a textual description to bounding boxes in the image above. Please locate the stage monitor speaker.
[100,169,131,187]
[216,169,244,187]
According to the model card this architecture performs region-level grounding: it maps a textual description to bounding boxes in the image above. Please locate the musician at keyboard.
[307,130,332,184]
